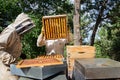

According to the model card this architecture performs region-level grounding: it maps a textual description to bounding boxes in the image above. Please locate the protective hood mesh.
[10,13,35,35]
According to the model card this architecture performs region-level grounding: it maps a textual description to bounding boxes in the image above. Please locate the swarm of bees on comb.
[36,53,64,61]
[16,54,64,68]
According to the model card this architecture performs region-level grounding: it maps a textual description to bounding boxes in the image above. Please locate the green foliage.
[95,1,120,60]
[21,13,46,58]
[81,13,92,42]
[96,25,120,60]
[80,0,120,61]
[0,26,3,32]
[0,0,22,27]
[95,27,111,58]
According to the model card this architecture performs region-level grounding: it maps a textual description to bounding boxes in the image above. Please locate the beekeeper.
[0,13,35,80]
[37,27,72,55]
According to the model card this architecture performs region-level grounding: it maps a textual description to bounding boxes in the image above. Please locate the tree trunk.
[90,0,108,46]
[73,0,82,45]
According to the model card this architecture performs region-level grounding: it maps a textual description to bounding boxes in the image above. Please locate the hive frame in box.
[10,62,66,80]
[16,58,63,68]
[42,15,68,40]
[10,54,66,79]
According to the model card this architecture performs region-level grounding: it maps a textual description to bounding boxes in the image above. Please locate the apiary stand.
[10,62,66,80]
[73,58,120,80]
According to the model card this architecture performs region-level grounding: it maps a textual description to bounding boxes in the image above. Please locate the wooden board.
[66,45,96,78]
[42,15,68,40]
[16,58,63,68]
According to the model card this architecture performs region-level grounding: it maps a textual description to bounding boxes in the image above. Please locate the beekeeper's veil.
[11,13,35,35]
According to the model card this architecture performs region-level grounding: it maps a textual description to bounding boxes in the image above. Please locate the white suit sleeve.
[37,33,45,47]
[0,29,16,65]
[0,51,16,65]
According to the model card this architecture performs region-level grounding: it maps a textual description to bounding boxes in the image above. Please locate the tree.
[0,0,21,27]
[73,0,82,45]
[80,0,119,45]
[95,0,120,60]
[90,0,108,46]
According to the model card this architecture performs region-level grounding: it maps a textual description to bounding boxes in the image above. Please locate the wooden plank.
[67,58,74,70]
[61,17,64,38]
[59,17,62,38]
[63,17,67,38]
[43,14,67,19]
[49,19,52,39]
[56,18,58,39]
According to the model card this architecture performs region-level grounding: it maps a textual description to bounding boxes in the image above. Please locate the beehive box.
[10,63,66,80]
[73,58,120,80]
[42,15,68,40]
[10,54,66,80]
[66,45,96,78]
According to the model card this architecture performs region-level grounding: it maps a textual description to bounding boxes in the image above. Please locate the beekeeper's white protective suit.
[37,27,72,55]
[0,13,35,80]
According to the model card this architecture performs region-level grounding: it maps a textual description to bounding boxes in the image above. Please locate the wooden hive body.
[42,15,68,40]
[66,45,96,78]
